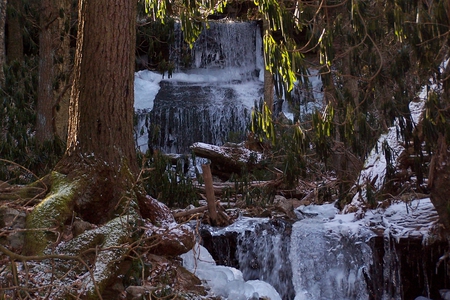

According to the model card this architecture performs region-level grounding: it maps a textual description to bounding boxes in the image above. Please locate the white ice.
[181,243,282,300]
[291,197,439,300]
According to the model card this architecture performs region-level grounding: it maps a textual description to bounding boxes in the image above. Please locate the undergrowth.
[138,151,200,208]
[0,57,65,183]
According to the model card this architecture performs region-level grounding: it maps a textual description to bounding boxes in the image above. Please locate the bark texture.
[53,0,73,142]
[63,0,137,171]
[0,0,6,84]
[54,0,138,224]
[6,0,23,62]
[429,135,450,230]
[36,0,59,142]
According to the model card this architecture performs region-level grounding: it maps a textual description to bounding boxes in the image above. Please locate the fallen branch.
[202,164,218,225]
[194,180,280,195]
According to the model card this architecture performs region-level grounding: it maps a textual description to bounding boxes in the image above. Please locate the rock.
[145,220,195,256]
[273,195,296,219]
[139,195,195,256]
[288,198,304,209]
[139,195,176,224]
[72,219,94,237]
[144,253,207,296]
[440,289,450,300]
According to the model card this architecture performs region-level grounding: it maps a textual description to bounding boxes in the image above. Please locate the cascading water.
[198,199,448,300]
[288,205,373,300]
[134,21,264,154]
[200,218,295,300]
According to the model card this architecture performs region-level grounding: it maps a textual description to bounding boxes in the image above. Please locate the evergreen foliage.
[138,151,199,207]
[0,0,448,206]
[136,17,177,75]
[0,57,64,182]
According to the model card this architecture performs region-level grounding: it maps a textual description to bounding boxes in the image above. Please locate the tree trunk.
[55,0,138,223]
[36,0,73,143]
[6,0,23,62]
[0,0,6,84]
[202,164,218,224]
[53,0,73,142]
[429,135,450,230]
[36,0,59,142]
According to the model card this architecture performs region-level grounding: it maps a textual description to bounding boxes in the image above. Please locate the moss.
[56,211,140,300]
[24,171,80,255]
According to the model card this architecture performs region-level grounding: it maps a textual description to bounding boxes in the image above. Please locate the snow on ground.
[348,123,405,207]
[348,58,449,209]
[301,197,439,242]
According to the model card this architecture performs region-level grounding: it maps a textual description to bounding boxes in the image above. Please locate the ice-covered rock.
[181,244,282,300]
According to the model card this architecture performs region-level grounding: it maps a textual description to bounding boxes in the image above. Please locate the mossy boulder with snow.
[24,171,79,255]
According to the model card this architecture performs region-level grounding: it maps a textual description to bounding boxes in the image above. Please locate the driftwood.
[191,142,263,179]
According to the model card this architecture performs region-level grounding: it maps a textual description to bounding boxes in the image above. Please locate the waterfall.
[200,218,295,300]
[288,204,373,300]
[236,219,295,300]
[134,21,264,154]
[198,199,447,300]
[133,20,326,154]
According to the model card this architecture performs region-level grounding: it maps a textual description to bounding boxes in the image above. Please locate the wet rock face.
[201,229,239,267]
[200,214,450,300]
[200,218,295,300]
[368,235,449,300]
[147,82,251,154]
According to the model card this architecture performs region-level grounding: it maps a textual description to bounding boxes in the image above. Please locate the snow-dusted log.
[191,142,264,178]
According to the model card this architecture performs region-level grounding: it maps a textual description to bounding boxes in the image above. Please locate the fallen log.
[172,201,230,226]
[194,180,277,195]
[191,142,264,178]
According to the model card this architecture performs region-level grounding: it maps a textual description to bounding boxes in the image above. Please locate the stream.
[193,199,447,300]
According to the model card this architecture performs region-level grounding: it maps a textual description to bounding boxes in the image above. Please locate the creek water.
[199,200,447,300]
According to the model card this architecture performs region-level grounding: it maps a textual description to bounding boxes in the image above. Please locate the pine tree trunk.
[6,0,22,62]
[53,0,73,142]
[0,0,6,84]
[55,0,138,223]
[429,135,450,230]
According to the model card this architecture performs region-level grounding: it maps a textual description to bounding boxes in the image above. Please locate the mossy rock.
[24,171,80,255]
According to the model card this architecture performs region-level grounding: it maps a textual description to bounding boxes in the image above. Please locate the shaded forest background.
[1,0,449,213]
[0,0,450,299]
